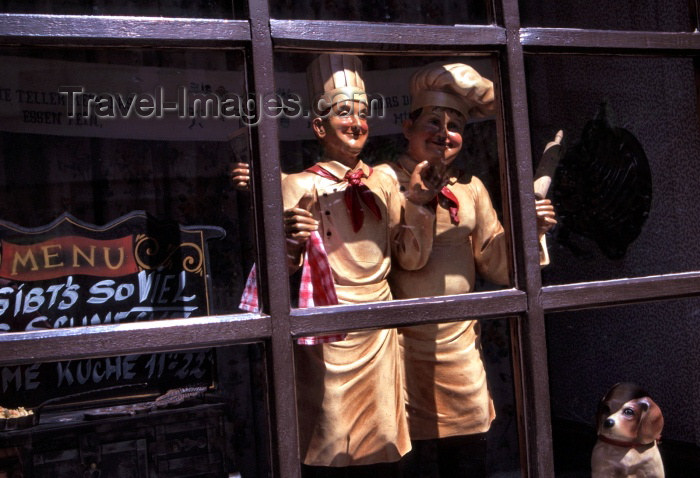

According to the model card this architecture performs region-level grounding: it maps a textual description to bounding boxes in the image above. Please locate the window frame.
[0,1,699,477]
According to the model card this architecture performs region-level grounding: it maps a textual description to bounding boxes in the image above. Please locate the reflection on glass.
[0,48,255,334]
[275,53,510,310]
[398,317,520,476]
[271,53,522,475]
[526,55,700,285]
[0,343,271,477]
[519,0,693,31]
[270,0,489,25]
[283,53,426,469]
[546,300,700,476]
[292,318,521,476]
[0,0,234,18]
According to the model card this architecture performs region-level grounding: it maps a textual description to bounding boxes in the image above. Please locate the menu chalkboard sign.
[0,211,224,408]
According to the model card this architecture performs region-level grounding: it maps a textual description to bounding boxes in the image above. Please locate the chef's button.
[326,231,332,237]
[325,210,330,215]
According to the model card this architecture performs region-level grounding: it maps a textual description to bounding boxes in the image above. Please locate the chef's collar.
[316,159,371,181]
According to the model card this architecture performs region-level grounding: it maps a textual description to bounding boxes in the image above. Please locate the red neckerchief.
[306,163,382,232]
[598,435,656,450]
[428,186,460,225]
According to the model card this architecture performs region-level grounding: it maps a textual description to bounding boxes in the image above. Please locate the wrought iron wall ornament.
[553,103,652,259]
[134,234,205,276]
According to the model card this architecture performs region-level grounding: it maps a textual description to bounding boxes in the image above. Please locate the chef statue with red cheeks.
[375,62,557,476]
[282,54,441,477]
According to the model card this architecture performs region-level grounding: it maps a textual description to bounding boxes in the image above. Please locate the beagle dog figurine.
[591,382,665,478]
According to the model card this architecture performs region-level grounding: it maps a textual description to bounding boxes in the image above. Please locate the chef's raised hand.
[405,160,450,205]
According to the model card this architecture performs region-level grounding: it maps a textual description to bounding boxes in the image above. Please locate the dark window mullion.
[0,13,250,45]
[542,272,700,312]
[501,0,554,476]
[0,314,272,367]
[520,27,700,52]
[270,19,506,49]
[247,1,301,477]
[290,290,527,337]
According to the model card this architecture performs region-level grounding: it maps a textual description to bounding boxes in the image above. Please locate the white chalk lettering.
[25,363,40,390]
[13,285,23,316]
[26,315,49,331]
[87,279,116,304]
[138,270,194,304]
[76,359,91,384]
[137,270,157,303]
[122,355,136,380]
[23,287,45,314]
[86,280,135,303]
[1,366,21,392]
[0,277,82,320]
[57,356,130,387]
[0,286,14,315]
[46,283,64,308]
[92,360,104,383]
[56,361,75,387]
[58,276,79,310]
[157,274,174,304]
[114,283,134,301]
[173,271,196,302]
[0,364,41,393]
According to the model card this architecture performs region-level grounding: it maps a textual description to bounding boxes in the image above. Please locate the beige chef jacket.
[377,157,509,440]
[282,158,434,466]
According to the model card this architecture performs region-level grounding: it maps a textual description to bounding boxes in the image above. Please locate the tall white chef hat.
[409,62,495,119]
[307,54,368,115]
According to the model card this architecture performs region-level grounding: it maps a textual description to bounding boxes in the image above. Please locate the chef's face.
[403,106,466,167]
[312,100,369,167]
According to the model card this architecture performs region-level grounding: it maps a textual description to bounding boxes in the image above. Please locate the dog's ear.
[596,382,641,431]
[595,402,611,432]
[636,397,664,443]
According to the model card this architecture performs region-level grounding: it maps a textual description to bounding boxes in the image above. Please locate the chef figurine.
[283,54,440,476]
[376,62,556,476]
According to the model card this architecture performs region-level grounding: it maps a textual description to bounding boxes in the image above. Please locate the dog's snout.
[604,418,615,428]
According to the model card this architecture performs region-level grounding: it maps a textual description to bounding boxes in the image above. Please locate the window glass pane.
[269,0,489,25]
[0,0,236,18]
[270,51,520,475]
[273,52,509,311]
[525,54,700,285]
[547,300,700,476]
[0,343,271,477]
[520,0,694,31]
[292,318,520,476]
[0,48,257,334]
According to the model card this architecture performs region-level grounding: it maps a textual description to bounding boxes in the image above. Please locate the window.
[0,1,698,477]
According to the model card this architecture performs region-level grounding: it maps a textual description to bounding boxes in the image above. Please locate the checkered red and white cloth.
[239,231,345,345]
[239,263,259,313]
